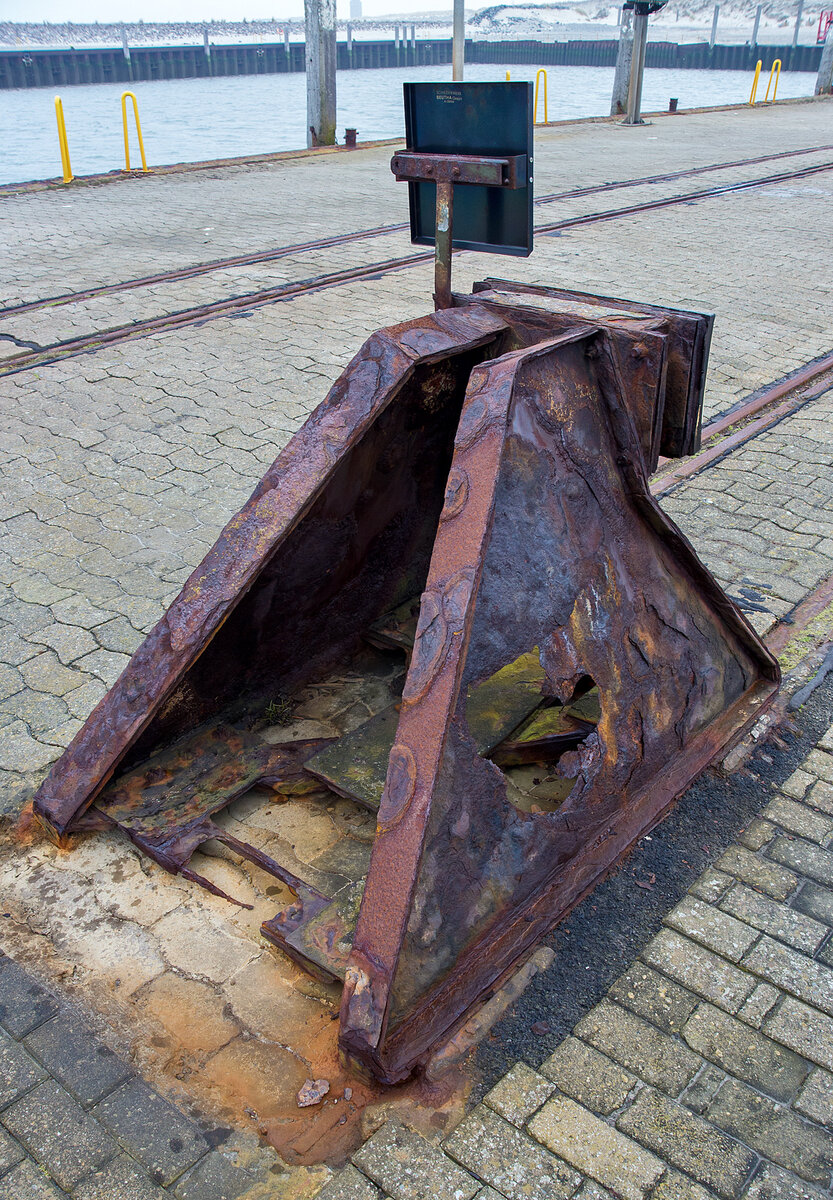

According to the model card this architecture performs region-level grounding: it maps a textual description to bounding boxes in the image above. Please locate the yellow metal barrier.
[54,96,73,183]
[764,58,781,102]
[749,59,762,104]
[121,91,148,172]
[534,68,548,125]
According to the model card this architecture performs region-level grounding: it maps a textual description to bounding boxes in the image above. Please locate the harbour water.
[0,60,814,186]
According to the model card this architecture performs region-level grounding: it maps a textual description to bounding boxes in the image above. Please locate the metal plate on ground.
[403,81,533,256]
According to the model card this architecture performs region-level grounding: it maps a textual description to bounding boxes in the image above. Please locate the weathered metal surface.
[471,276,713,459]
[391,152,527,189]
[31,283,777,1088]
[338,325,778,1083]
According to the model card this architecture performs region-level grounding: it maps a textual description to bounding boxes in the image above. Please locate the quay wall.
[0,37,822,89]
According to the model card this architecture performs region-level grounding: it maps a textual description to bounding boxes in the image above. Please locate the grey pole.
[452,0,465,81]
[751,4,762,46]
[792,0,803,47]
[610,7,634,115]
[816,24,833,92]
[624,7,648,124]
[709,3,719,47]
[410,23,416,48]
[122,24,133,82]
[305,0,337,147]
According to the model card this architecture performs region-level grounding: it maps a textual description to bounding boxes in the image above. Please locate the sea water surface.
[0,60,814,186]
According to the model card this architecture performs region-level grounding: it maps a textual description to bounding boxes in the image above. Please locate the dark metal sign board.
[403,81,533,256]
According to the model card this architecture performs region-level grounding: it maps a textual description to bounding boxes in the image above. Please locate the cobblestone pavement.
[2,98,833,1198]
[0,950,297,1199]
[316,716,833,1200]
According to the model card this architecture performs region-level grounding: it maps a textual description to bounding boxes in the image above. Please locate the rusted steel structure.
[33,281,778,1083]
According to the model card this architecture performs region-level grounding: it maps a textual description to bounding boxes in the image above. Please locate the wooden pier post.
[610,6,633,115]
[305,0,337,146]
[816,23,833,92]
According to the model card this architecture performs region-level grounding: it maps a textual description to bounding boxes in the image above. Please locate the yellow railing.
[54,95,73,183]
[764,58,781,102]
[121,91,148,172]
[534,68,548,125]
[749,59,762,104]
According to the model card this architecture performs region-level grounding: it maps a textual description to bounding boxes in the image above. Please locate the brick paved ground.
[2,97,833,1198]
[317,718,833,1200]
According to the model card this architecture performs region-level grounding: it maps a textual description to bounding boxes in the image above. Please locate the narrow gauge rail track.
[4,141,833,320]
[3,155,832,382]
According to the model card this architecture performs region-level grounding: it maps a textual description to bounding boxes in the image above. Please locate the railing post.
[54,95,73,184]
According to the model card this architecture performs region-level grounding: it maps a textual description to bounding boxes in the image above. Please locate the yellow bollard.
[764,58,781,102]
[749,59,762,103]
[505,70,510,81]
[534,68,548,125]
[121,91,148,172]
[54,96,73,183]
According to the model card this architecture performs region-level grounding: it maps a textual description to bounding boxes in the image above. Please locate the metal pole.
[816,23,833,92]
[709,3,719,47]
[434,180,454,310]
[751,4,761,45]
[410,23,416,49]
[452,0,465,81]
[792,0,803,47]
[624,8,648,124]
[305,0,337,147]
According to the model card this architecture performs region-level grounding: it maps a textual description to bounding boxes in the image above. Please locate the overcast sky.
[3,0,467,21]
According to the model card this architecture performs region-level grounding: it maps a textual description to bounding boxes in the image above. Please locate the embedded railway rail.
[2,144,832,495]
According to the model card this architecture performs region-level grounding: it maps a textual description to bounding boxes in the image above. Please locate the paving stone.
[74,1153,168,1200]
[737,820,776,852]
[794,1067,833,1129]
[664,897,760,963]
[608,962,699,1034]
[0,1124,25,1174]
[23,1011,133,1109]
[742,935,833,1016]
[652,1170,716,1200]
[804,749,833,785]
[93,1077,209,1186]
[443,1105,581,1200]
[713,846,798,902]
[814,938,833,968]
[573,1186,616,1200]
[680,1063,726,1115]
[574,1000,700,1096]
[0,1157,68,1198]
[767,837,833,888]
[640,930,756,1014]
[483,1062,555,1127]
[617,1089,756,1198]
[539,1036,636,1116]
[808,780,833,816]
[740,1161,829,1199]
[688,870,732,904]
[781,769,813,800]
[707,1077,833,1184]
[736,983,781,1029]
[528,1095,664,1200]
[1,1079,116,1191]
[354,1120,479,1200]
[0,1029,46,1109]
[0,958,59,1040]
[761,797,833,846]
[719,884,827,955]
[173,1148,265,1200]
[764,996,833,1073]
[315,1165,382,1200]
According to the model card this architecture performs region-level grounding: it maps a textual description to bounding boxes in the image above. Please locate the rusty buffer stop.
[33,86,779,1086]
